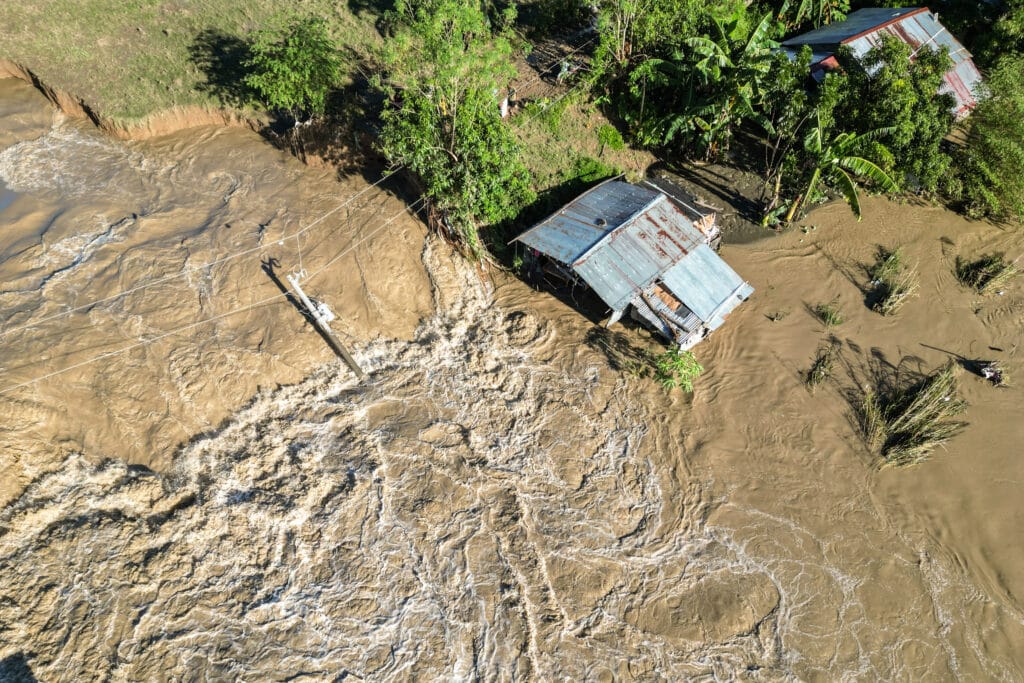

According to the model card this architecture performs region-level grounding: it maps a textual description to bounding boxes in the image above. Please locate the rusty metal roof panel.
[513,180,661,264]
[783,8,982,115]
[660,245,753,327]
[573,195,706,311]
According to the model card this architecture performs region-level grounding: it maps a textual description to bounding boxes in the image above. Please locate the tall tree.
[832,37,955,193]
[245,17,342,120]
[376,0,534,259]
[954,56,1024,221]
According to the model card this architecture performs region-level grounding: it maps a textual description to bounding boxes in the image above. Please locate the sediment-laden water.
[1,76,1023,681]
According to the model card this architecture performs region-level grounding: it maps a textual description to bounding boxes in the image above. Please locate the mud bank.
[0,60,267,140]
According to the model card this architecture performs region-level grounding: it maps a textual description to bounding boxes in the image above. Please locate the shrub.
[245,17,342,118]
[858,362,967,468]
[597,123,625,155]
[954,56,1024,221]
[955,252,1019,295]
[653,348,703,392]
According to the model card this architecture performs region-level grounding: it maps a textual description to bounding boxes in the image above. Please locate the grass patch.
[0,1,380,122]
[869,247,919,316]
[806,339,840,390]
[813,300,844,327]
[955,252,1019,295]
[858,362,968,468]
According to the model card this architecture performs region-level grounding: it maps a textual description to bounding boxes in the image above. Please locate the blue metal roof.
[782,7,981,117]
[573,193,706,311]
[514,180,753,325]
[661,245,754,328]
[781,7,924,46]
[513,180,660,264]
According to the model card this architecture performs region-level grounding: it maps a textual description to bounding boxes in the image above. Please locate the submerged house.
[781,7,983,118]
[512,179,753,349]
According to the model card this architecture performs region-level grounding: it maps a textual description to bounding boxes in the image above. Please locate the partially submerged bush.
[813,300,844,327]
[869,247,919,315]
[654,348,703,392]
[807,339,840,390]
[955,252,1019,295]
[858,362,967,468]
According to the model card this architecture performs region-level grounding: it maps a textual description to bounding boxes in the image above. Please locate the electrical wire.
[0,164,403,343]
[0,196,425,396]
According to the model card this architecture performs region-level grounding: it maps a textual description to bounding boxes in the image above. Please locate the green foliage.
[776,0,849,30]
[830,38,955,194]
[772,112,898,224]
[869,247,918,316]
[955,252,1019,295]
[953,56,1024,222]
[859,362,967,468]
[653,347,703,392]
[813,300,844,327]
[377,0,535,259]
[566,155,620,185]
[621,7,780,158]
[245,17,342,117]
[591,0,732,68]
[597,123,625,155]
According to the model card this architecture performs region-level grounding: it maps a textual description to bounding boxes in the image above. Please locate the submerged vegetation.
[869,247,918,316]
[584,328,703,392]
[813,300,843,327]
[858,362,967,468]
[654,348,704,392]
[955,252,1019,295]
[806,338,840,390]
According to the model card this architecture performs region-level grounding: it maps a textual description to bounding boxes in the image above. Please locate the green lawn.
[0,0,380,122]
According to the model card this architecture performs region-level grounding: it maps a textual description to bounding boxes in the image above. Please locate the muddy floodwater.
[1,75,1023,680]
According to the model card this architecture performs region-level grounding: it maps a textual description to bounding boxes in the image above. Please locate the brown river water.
[1,75,1023,681]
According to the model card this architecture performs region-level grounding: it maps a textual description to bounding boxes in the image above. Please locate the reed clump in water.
[859,362,967,468]
[955,252,1018,295]
[807,338,840,390]
[869,247,918,316]
[813,300,844,327]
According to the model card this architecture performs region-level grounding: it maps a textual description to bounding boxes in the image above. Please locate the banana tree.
[626,9,779,159]
[784,114,898,222]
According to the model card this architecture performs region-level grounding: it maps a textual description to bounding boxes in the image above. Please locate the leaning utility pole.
[285,271,366,380]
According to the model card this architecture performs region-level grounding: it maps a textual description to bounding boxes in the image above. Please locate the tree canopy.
[376,0,535,258]
[245,17,343,118]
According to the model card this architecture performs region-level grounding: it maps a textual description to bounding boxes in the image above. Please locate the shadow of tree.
[0,653,38,682]
[584,326,656,375]
[189,29,257,108]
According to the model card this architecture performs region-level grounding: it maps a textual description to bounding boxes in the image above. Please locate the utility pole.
[285,271,366,380]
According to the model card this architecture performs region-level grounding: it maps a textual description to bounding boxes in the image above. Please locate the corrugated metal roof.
[513,180,660,264]
[660,246,754,328]
[572,193,707,312]
[514,180,753,328]
[782,7,982,116]
[781,7,925,46]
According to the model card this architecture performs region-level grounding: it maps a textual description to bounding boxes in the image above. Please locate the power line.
[0,196,425,396]
[0,164,403,343]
